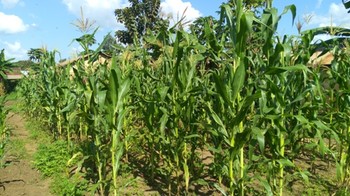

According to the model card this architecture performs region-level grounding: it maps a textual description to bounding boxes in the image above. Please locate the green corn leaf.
[298,170,310,184]
[204,19,221,52]
[185,60,196,93]
[193,179,208,186]
[231,62,245,102]
[68,111,80,122]
[207,146,222,154]
[159,111,168,138]
[213,71,230,105]
[257,176,273,196]
[265,64,308,75]
[213,183,227,196]
[84,90,93,109]
[157,86,169,101]
[294,115,309,124]
[97,90,106,107]
[220,5,234,43]
[206,103,228,138]
[108,68,119,108]
[252,127,266,153]
[172,30,182,59]
[243,91,261,108]
[290,90,309,104]
[234,130,251,150]
[133,74,141,94]
[236,12,254,53]
[116,108,128,131]
[277,159,295,167]
[116,78,131,111]
[184,134,200,139]
[313,120,331,131]
[60,101,76,113]
[281,5,297,26]
[315,129,328,155]
[336,161,342,181]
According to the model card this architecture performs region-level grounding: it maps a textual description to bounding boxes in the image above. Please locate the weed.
[33,140,71,177]
[50,173,89,196]
[7,139,26,159]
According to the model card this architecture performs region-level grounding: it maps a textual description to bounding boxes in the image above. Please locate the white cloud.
[161,0,201,27]
[62,0,128,29]
[316,0,323,9]
[6,41,21,51]
[1,0,20,8]
[62,0,201,30]
[69,45,83,58]
[308,3,350,28]
[1,41,27,59]
[0,12,28,34]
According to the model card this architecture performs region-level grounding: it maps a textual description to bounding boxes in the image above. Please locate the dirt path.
[0,103,52,196]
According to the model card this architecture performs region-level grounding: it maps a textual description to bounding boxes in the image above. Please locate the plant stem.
[279,133,285,196]
[239,121,244,196]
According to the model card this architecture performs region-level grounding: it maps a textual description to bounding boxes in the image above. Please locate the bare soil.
[0,104,52,196]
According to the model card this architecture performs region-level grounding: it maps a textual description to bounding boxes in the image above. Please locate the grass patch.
[33,140,70,177]
[7,138,26,159]
[32,137,94,195]
[26,115,92,195]
[25,121,51,144]
[4,91,18,102]
[3,92,22,114]
[50,173,89,196]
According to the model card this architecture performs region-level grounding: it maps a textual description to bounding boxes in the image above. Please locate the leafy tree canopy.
[114,0,169,45]
[227,0,270,10]
[27,48,47,62]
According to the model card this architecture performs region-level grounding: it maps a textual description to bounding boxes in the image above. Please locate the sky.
[1,0,350,61]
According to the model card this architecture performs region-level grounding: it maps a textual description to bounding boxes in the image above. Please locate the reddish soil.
[0,108,52,196]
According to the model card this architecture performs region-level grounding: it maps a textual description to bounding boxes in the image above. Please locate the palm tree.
[27,48,47,62]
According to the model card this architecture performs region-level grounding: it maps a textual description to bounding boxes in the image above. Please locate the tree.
[227,0,270,10]
[27,48,46,62]
[114,0,169,45]
[101,33,120,54]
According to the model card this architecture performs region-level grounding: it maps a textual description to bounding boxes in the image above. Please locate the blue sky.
[0,0,349,61]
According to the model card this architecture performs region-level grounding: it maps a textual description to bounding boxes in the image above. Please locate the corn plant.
[14,1,350,195]
[325,44,350,191]
[203,1,258,195]
[105,57,131,195]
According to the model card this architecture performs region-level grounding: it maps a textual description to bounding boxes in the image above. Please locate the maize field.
[15,1,350,195]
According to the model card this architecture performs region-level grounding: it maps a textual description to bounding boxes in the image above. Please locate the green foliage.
[27,48,46,62]
[228,0,270,10]
[0,97,9,168]
[50,173,89,196]
[0,49,13,94]
[114,0,169,45]
[102,33,120,54]
[33,140,71,177]
[7,139,26,159]
[15,0,350,195]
